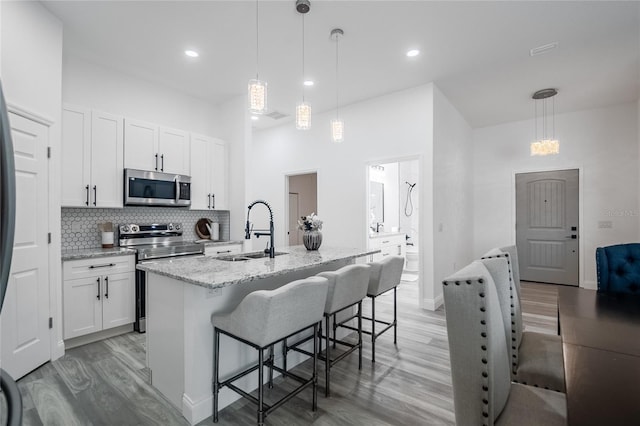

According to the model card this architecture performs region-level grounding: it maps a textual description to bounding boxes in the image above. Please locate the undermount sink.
[216,251,288,262]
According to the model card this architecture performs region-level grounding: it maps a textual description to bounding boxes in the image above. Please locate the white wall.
[62,55,220,137]
[473,102,640,289]
[251,84,435,306]
[432,86,474,307]
[1,0,64,359]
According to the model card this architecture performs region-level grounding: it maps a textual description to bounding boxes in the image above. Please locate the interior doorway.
[286,172,317,246]
[515,169,579,286]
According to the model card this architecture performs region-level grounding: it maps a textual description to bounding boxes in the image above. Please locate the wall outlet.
[71,221,82,232]
[598,221,613,229]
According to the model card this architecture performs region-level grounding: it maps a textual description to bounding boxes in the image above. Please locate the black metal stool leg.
[282,338,288,378]
[268,345,274,388]
[393,286,398,344]
[213,328,220,423]
[371,295,376,363]
[258,348,265,426]
[325,314,331,397]
[312,322,318,411]
[332,313,337,349]
[358,301,363,369]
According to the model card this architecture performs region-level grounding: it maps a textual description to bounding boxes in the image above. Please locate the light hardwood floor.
[14,281,559,425]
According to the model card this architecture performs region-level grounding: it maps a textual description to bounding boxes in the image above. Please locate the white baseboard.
[64,324,134,350]
[52,339,65,360]
[581,280,597,290]
[423,294,443,311]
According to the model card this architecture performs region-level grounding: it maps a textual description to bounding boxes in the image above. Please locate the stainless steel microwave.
[124,169,191,207]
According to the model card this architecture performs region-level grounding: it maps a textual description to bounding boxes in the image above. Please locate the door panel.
[289,193,300,246]
[91,111,123,208]
[101,272,135,330]
[61,105,91,207]
[1,113,50,379]
[189,134,211,210]
[124,118,157,172]
[516,169,579,285]
[63,276,103,339]
[159,127,189,175]
[211,140,227,210]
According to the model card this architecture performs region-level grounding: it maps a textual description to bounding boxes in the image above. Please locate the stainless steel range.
[119,222,204,332]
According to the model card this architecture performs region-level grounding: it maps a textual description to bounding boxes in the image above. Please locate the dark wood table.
[558,287,640,426]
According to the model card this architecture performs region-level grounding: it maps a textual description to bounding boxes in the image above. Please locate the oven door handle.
[175,179,180,204]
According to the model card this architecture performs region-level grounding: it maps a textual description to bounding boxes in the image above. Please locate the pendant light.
[330,28,344,143]
[295,0,311,130]
[248,0,267,114]
[530,88,559,156]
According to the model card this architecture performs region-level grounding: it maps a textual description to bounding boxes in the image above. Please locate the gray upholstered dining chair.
[443,261,566,426]
[211,276,329,425]
[481,248,565,392]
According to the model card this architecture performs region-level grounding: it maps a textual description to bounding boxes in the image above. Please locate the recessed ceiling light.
[184,50,199,58]
[251,115,259,121]
[406,49,420,57]
[303,80,314,87]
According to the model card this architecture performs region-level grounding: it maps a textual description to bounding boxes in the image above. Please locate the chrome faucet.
[245,200,275,258]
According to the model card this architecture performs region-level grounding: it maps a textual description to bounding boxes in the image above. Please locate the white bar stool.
[337,255,404,362]
[211,276,328,425]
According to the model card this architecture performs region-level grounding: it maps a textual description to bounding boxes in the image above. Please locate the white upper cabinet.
[124,120,190,176]
[61,105,123,208]
[124,119,157,172]
[190,134,228,210]
[159,127,190,175]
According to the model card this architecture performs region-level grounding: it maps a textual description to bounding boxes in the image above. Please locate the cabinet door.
[159,127,190,175]
[204,243,243,256]
[61,105,91,207]
[91,111,124,208]
[124,118,158,172]
[211,139,227,210]
[189,133,212,210]
[63,276,103,339]
[102,272,135,330]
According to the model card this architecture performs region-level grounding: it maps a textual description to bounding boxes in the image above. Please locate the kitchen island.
[137,245,377,425]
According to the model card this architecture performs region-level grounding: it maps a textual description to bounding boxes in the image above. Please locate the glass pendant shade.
[331,119,344,143]
[530,139,560,156]
[248,79,267,114]
[296,102,311,130]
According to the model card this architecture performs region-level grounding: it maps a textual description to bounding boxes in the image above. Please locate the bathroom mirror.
[370,182,384,226]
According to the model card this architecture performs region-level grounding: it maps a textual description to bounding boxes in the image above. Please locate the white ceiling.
[43,1,640,130]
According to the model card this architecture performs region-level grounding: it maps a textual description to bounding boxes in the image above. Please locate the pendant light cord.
[302,15,305,102]
[335,32,339,119]
[255,0,259,80]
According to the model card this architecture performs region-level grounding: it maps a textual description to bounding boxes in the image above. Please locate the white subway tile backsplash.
[61,207,230,250]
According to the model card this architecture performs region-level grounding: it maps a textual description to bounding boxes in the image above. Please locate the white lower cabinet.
[63,256,135,340]
[368,233,406,263]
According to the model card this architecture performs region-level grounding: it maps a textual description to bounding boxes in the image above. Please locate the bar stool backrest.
[367,255,404,296]
[317,264,371,314]
[227,276,329,348]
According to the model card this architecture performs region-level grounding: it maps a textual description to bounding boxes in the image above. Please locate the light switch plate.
[598,221,613,229]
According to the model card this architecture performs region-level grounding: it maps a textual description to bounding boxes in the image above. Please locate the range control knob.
[131,225,139,233]
[122,225,130,233]
[175,224,181,231]
[168,224,174,231]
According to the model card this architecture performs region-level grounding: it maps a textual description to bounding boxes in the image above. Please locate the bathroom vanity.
[137,245,376,425]
[368,232,406,262]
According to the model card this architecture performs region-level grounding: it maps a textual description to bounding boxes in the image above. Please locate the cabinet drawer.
[205,243,243,257]
[63,255,135,280]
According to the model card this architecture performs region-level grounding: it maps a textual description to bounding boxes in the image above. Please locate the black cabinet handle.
[93,186,97,206]
[161,154,164,172]
[89,263,115,269]
[212,194,215,209]
[208,194,211,209]
[104,276,109,299]
[85,185,90,206]
[96,278,101,300]
[216,250,231,254]
[155,153,158,171]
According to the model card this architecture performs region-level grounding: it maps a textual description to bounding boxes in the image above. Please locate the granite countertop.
[62,247,137,261]
[137,245,378,290]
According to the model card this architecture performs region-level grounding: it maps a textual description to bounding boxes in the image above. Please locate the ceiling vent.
[530,42,559,57]
[265,110,288,120]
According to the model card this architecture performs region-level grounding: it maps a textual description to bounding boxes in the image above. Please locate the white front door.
[516,169,579,286]
[0,112,51,379]
[288,192,300,246]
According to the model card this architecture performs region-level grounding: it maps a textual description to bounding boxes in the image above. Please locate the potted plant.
[298,213,323,250]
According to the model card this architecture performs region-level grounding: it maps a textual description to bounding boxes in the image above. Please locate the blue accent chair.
[596,243,640,294]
